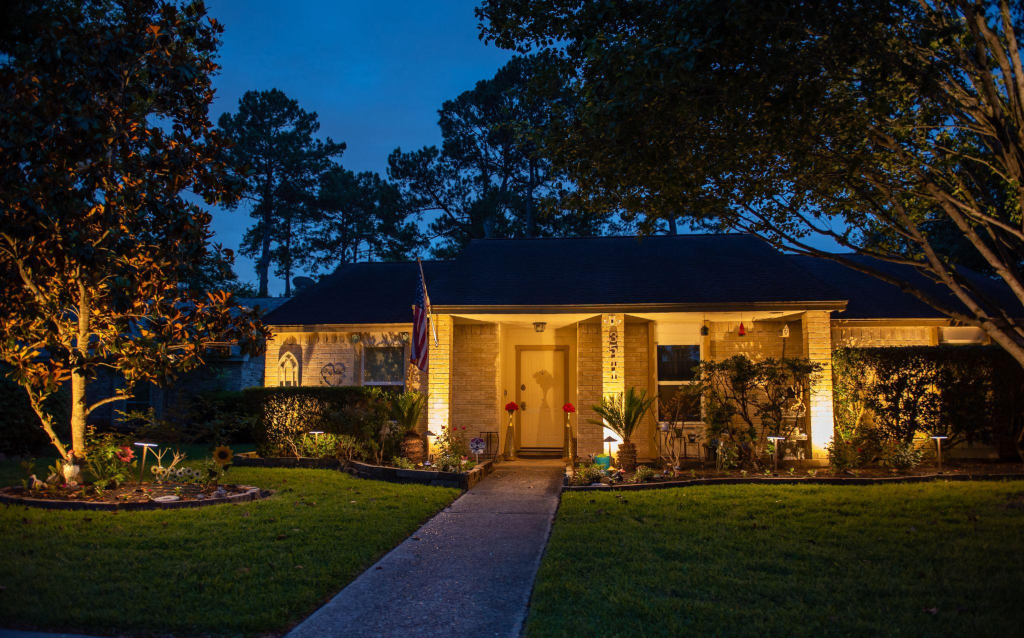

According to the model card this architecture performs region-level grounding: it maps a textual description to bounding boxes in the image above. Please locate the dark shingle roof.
[262,261,449,326]
[428,234,844,307]
[789,254,1022,320]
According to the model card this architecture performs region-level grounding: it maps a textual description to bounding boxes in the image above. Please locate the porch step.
[517,447,563,459]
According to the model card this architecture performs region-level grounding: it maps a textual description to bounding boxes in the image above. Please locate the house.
[261,234,1002,463]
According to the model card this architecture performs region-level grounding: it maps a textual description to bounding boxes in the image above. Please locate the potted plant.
[589,387,656,472]
[389,391,428,464]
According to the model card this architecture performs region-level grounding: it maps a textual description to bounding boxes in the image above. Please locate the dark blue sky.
[205,0,513,294]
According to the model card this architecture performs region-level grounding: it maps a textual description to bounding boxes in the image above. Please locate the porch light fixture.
[930,435,948,471]
[533,321,547,333]
[700,323,709,337]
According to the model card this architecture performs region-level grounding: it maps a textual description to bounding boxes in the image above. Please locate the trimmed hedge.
[241,386,381,457]
[833,345,1024,457]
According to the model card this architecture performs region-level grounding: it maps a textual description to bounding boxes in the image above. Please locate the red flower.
[115,446,134,463]
[461,426,466,430]
[504,401,519,413]
[562,403,576,413]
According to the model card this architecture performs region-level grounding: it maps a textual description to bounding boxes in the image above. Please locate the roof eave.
[432,301,848,314]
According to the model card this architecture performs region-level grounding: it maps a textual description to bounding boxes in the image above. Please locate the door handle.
[520,401,526,411]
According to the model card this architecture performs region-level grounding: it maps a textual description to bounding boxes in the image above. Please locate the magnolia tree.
[479,0,1024,368]
[0,0,269,461]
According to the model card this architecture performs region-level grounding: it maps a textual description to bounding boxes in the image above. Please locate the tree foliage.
[0,0,269,459]
[479,0,1024,367]
[217,89,345,296]
[388,53,603,257]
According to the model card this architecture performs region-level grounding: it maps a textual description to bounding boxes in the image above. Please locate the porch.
[426,310,837,464]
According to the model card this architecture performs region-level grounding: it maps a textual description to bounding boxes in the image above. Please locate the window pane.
[658,384,701,422]
[657,345,700,382]
[364,347,405,384]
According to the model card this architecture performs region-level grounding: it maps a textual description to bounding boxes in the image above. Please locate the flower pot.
[593,454,612,470]
[617,442,638,472]
[400,432,426,465]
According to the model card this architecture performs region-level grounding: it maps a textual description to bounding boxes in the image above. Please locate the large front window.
[363,346,405,390]
[657,344,701,422]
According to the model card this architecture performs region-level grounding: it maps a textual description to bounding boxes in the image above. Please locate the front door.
[518,348,566,448]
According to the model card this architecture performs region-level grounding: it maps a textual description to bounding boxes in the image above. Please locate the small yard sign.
[470,437,485,461]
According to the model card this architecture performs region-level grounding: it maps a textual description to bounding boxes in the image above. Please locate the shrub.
[84,426,136,489]
[833,346,1024,452]
[570,464,605,486]
[243,386,377,457]
[126,390,253,446]
[392,456,415,469]
[632,465,657,483]
[879,440,924,471]
[826,436,861,473]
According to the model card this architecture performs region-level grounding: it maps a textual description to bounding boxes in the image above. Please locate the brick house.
[261,234,1005,463]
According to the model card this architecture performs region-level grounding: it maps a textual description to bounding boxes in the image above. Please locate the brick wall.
[452,323,500,442]
[803,311,834,459]
[832,325,936,348]
[710,319,803,361]
[427,315,453,437]
[263,331,358,388]
[577,321,603,456]
[625,321,654,460]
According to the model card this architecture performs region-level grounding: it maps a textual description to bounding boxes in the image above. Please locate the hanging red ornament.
[738,321,746,337]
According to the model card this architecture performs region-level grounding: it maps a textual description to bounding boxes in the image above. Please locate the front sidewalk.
[286,459,565,638]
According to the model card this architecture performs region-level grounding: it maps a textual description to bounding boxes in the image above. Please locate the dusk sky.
[204,0,513,294]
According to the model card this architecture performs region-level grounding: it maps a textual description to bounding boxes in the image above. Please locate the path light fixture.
[309,430,324,440]
[930,435,948,472]
[133,441,158,487]
[603,435,617,460]
[424,429,437,466]
[767,436,786,474]
[533,321,547,333]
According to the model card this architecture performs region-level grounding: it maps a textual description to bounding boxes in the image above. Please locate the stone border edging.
[233,452,496,489]
[0,485,270,511]
[563,472,1024,491]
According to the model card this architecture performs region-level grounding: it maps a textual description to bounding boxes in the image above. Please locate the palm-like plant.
[389,391,428,464]
[589,387,656,471]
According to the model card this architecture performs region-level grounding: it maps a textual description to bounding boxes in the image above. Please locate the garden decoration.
[424,429,437,466]
[504,401,519,460]
[470,437,485,463]
[604,436,617,460]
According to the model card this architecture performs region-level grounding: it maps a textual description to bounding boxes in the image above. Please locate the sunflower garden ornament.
[213,446,234,466]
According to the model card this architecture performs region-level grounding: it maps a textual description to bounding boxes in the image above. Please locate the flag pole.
[418,258,438,346]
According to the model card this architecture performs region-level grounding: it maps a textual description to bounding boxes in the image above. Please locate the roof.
[428,234,844,308]
[236,297,291,316]
[262,261,449,326]
[789,254,1023,320]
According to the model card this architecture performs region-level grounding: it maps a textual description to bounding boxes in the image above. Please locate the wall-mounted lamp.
[533,321,547,333]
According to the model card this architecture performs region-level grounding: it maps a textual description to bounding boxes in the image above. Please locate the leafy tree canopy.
[479,0,1024,367]
[0,0,270,458]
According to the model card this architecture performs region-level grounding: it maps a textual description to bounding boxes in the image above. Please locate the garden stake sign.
[470,437,485,464]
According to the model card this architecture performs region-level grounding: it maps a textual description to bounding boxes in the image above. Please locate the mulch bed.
[0,483,269,511]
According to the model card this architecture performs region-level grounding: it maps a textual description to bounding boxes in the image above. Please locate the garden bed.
[565,462,1024,490]
[0,483,268,511]
[234,452,496,489]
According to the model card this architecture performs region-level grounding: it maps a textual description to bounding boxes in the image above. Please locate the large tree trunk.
[258,177,273,297]
[71,283,90,456]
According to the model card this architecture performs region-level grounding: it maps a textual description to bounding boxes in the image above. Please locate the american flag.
[411,258,432,371]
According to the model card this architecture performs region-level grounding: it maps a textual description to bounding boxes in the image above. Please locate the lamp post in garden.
[604,436,617,462]
[767,436,786,474]
[931,435,948,472]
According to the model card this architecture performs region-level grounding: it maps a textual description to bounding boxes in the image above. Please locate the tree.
[218,89,344,296]
[479,0,1024,368]
[306,167,424,273]
[0,0,270,460]
[388,53,600,257]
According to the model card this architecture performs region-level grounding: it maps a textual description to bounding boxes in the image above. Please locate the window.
[279,352,299,387]
[657,344,701,422]
[363,346,405,391]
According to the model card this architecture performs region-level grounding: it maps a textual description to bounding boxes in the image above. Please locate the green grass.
[528,482,1024,638]
[0,461,459,636]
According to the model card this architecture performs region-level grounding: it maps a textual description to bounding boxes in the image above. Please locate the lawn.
[0,460,459,636]
[527,482,1024,638]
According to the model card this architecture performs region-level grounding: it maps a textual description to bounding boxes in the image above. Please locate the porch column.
[801,310,835,460]
[427,314,453,436]
[602,314,625,399]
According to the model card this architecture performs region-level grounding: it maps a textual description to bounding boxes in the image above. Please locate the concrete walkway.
[287,459,565,638]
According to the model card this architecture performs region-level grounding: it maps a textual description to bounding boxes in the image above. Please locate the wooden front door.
[517,347,567,449]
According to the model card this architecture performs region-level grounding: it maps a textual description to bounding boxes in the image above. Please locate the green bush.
[0,365,71,456]
[833,346,1024,455]
[126,390,253,446]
